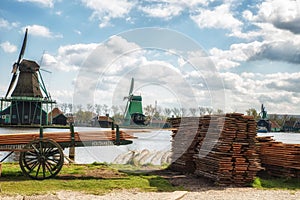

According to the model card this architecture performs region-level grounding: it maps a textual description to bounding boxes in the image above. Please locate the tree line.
[245,108,297,127]
[57,103,225,124]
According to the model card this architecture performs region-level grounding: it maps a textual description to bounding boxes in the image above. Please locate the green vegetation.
[1,162,300,197]
[252,176,300,190]
[0,163,182,196]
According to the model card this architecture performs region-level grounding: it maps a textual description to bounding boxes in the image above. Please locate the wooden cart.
[0,124,134,180]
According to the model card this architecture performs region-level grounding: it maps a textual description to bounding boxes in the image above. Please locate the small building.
[282,119,300,132]
[48,107,67,125]
[270,120,281,132]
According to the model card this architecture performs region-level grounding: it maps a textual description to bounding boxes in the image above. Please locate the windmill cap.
[131,95,142,101]
[19,59,40,72]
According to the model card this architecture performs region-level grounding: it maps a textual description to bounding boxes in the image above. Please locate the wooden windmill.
[0,29,56,126]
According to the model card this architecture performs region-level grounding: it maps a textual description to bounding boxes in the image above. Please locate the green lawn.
[1,162,299,196]
[0,162,182,196]
[252,175,300,190]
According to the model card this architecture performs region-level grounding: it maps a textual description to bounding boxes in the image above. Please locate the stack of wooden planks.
[0,130,135,147]
[257,136,300,178]
[168,113,262,186]
[168,117,199,173]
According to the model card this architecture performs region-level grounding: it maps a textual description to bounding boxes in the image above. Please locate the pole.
[69,123,75,161]
[116,124,120,145]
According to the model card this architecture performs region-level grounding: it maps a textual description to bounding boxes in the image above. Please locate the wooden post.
[69,123,75,161]
[116,124,120,145]
[39,126,43,139]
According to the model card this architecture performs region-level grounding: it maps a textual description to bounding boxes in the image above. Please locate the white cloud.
[209,41,263,69]
[17,0,55,8]
[254,0,300,34]
[82,0,135,28]
[22,25,62,38]
[219,71,300,114]
[43,43,98,72]
[138,4,182,19]
[0,42,17,53]
[0,18,18,29]
[0,18,9,28]
[190,4,243,31]
[138,0,208,19]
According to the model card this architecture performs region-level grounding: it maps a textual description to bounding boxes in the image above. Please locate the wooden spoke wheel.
[19,138,64,180]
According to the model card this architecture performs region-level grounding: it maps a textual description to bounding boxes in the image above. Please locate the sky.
[1,0,300,115]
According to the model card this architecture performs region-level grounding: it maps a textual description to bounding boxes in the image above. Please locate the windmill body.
[123,94,144,126]
[98,78,148,128]
[122,78,148,126]
[0,29,56,126]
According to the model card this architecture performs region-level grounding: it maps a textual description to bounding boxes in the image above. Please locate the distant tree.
[94,104,102,115]
[246,108,258,120]
[102,104,109,115]
[67,103,73,113]
[111,105,119,116]
[144,104,156,119]
[164,108,172,117]
[189,108,197,116]
[180,108,187,117]
[153,106,162,119]
[199,107,206,116]
[172,107,181,117]
[206,107,213,115]
[86,104,94,112]
[215,109,224,114]
[77,104,83,111]
[60,103,68,113]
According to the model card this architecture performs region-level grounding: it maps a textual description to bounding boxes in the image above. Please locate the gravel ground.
[1,189,300,200]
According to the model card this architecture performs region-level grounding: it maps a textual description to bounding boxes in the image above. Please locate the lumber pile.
[0,130,135,147]
[257,136,300,178]
[168,113,262,186]
[168,117,199,172]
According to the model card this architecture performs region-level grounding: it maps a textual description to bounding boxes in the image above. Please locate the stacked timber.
[257,136,300,178]
[168,117,199,172]
[168,113,262,186]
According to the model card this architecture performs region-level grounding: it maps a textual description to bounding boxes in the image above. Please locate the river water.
[0,127,172,164]
[0,127,299,164]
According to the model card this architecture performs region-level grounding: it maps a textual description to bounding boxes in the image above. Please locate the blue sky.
[1,0,300,115]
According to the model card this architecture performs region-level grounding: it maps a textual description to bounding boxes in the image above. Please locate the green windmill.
[123,78,148,126]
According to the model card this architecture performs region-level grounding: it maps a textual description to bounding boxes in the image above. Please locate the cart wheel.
[19,138,64,180]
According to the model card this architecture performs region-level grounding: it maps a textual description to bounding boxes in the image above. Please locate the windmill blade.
[39,50,52,74]
[124,100,130,117]
[4,29,28,98]
[17,28,28,65]
[40,68,52,74]
[129,78,134,95]
[5,74,18,98]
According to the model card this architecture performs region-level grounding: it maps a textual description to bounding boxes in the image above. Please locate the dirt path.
[1,189,300,200]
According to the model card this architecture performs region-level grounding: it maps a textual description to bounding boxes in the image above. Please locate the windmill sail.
[5,28,28,98]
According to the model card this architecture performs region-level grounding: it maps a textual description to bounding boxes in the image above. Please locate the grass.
[0,162,182,196]
[252,175,300,190]
[2,162,299,196]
